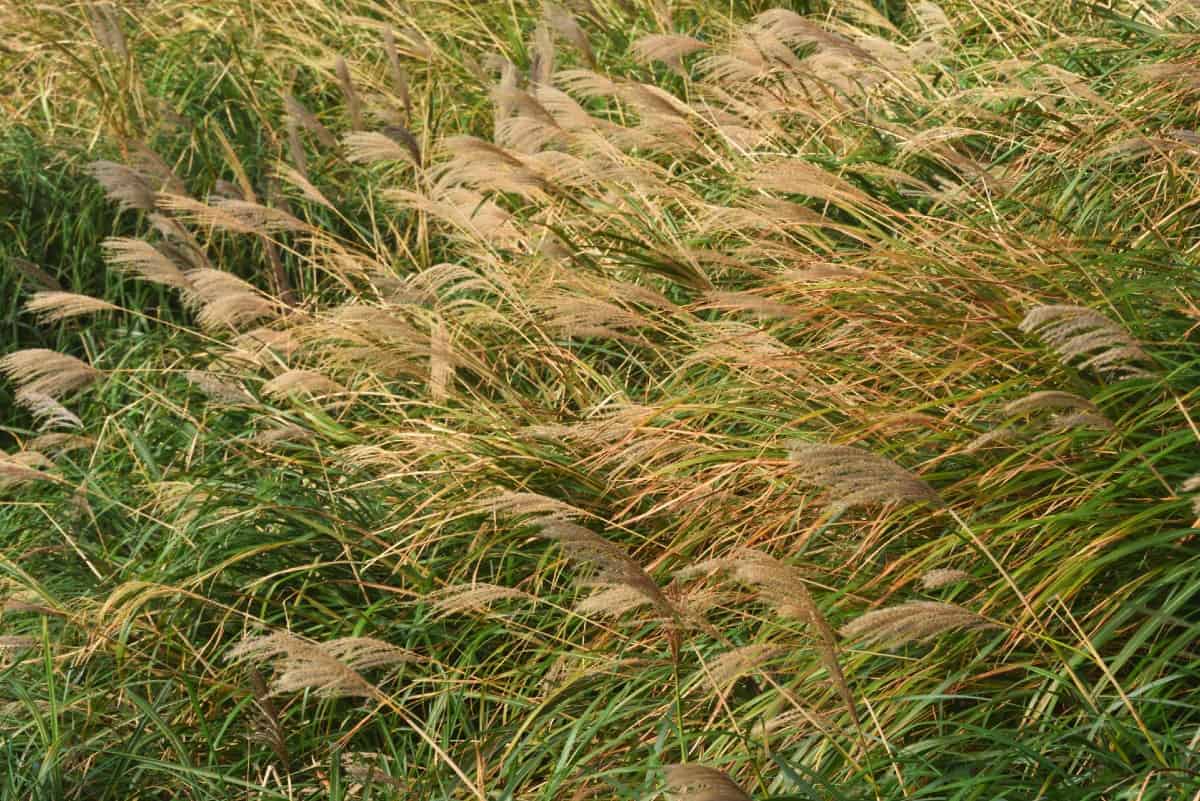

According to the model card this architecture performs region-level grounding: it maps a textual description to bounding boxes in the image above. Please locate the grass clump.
[2,1,1200,799]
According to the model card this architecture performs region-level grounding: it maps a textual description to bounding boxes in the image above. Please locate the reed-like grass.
[2,1,1199,799]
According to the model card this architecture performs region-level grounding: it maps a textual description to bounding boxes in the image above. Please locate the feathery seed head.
[0,350,101,400]
[25,292,118,324]
[431,583,534,617]
[88,160,156,211]
[788,442,942,512]
[840,600,997,648]
[103,238,191,289]
[1020,305,1153,379]
[226,631,420,698]
[14,390,82,431]
[920,568,975,590]
[665,764,752,801]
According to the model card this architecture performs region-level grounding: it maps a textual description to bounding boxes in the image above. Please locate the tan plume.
[225,631,421,698]
[533,517,676,620]
[25,292,117,324]
[840,601,997,648]
[1020,305,1153,379]
[788,443,941,512]
[14,390,82,431]
[664,764,752,801]
[919,569,976,590]
[103,238,191,288]
[431,583,534,617]
[0,350,101,400]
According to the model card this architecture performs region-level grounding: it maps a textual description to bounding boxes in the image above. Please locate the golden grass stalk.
[533,517,676,620]
[261,370,346,401]
[382,28,412,121]
[1003,390,1099,416]
[1182,476,1200,517]
[543,2,594,67]
[703,643,790,691]
[185,270,280,332]
[335,56,363,131]
[184,370,255,405]
[9,257,62,292]
[677,549,856,725]
[88,161,156,212]
[285,94,338,149]
[26,433,95,457]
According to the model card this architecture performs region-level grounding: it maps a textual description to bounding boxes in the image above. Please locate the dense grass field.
[2,1,1200,798]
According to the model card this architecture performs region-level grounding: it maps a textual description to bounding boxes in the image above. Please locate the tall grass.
[2,1,1199,799]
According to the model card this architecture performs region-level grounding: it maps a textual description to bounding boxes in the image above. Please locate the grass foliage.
[2,0,1200,798]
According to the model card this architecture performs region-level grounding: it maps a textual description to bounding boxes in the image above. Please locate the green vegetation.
[2,1,1199,798]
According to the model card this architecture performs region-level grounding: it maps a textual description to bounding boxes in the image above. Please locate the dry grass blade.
[788,443,942,512]
[840,601,998,648]
[225,631,420,697]
[25,292,118,324]
[1020,305,1153,379]
[0,350,101,400]
[665,764,752,801]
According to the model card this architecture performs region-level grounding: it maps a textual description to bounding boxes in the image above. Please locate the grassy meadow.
[2,0,1200,798]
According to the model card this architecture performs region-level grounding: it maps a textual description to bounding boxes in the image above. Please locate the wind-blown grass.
[2,1,1199,800]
